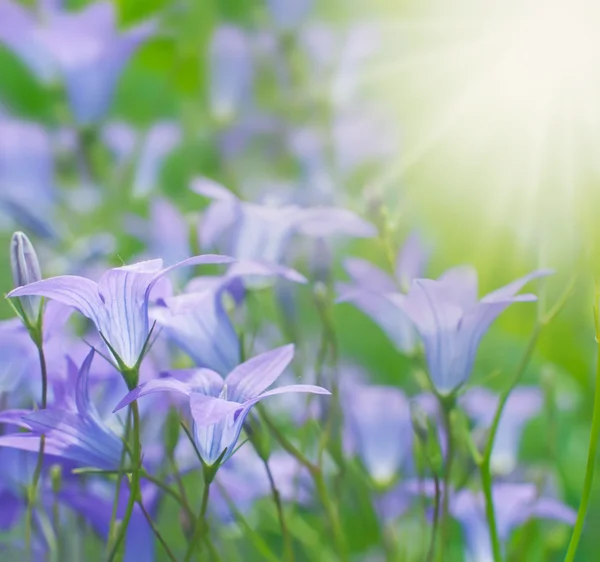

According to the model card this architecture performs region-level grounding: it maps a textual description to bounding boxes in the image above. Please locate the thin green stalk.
[141,470,194,522]
[439,396,456,558]
[25,339,48,558]
[262,457,294,562]
[138,497,178,562]
[184,472,212,562]
[313,468,348,561]
[426,474,442,562]
[108,401,142,562]
[564,342,600,562]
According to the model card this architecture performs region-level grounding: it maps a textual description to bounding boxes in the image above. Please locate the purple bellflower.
[192,177,375,264]
[1,1,154,125]
[451,483,575,562]
[266,0,314,31]
[151,259,307,375]
[8,255,234,371]
[337,232,428,354]
[114,345,330,466]
[0,351,123,470]
[102,121,181,197]
[395,268,552,395]
[342,383,413,486]
[460,386,543,475]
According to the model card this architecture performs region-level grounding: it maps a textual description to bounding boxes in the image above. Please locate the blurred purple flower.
[460,386,543,475]
[103,121,181,197]
[192,177,375,264]
[0,117,56,238]
[452,483,575,562]
[115,345,330,465]
[8,255,234,369]
[396,268,552,394]
[0,351,123,470]
[337,233,428,354]
[151,259,306,374]
[266,0,313,31]
[209,25,254,122]
[343,384,412,486]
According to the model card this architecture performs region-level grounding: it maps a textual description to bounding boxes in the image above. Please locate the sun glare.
[372,0,600,257]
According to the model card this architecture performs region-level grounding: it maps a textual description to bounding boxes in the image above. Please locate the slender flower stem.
[138,497,178,562]
[141,470,194,522]
[25,338,48,558]
[426,474,442,562]
[440,399,455,554]
[262,457,294,562]
[564,341,600,562]
[184,471,213,562]
[313,468,348,562]
[108,401,142,562]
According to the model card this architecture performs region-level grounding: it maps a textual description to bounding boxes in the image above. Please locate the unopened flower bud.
[10,231,42,326]
[50,464,62,494]
[164,407,181,458]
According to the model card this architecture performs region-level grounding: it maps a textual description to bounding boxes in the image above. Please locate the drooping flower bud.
[10,231,43,327]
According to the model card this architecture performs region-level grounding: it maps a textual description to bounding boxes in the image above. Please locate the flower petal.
[113,377,196,413]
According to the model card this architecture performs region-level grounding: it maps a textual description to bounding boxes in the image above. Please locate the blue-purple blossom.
[337,233,428,354]
[115,345,330,465]
[8,255,234,369]
[342,383,413,486]
[0,351,123,470]
[396,268,552,394]
[266,0,314,31]
[192,177,375,264]
[460,386,544,474]
[451,484,575,562]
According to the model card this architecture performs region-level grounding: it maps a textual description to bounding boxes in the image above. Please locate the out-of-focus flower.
[102,121,181,197]
[0,118,56,238]
[209,25,254,122]
[342,384,413,486]
[396,268,552,394]
[151,259,306,375]
[0,1,154,125]
[0,351,123,470]
[266,0,313,31]
[192,177,375,264]
[451,483,575,562]
[8,255,234,370]
[115,345,330,466]
[460,386,543,475]
[337,233,428,354]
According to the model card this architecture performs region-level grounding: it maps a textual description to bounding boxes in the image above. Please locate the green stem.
[108,401,142,562]
[262,457,294,562]
[313,469,348,561]
[141,470,194,523]
[440,400,455,556]
[25,340,48,558]
[564,342,600,562]
[480,458,503,562]
[184,471,213,562]
[138,497,178,562]
[426,474,442,562]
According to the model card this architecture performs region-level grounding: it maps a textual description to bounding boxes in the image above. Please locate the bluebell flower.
[342,383,413,486]
[151,259,306,375]
[266,0,313,31]
[102,121,181,197]
[396,268,552,394]
[0,351,123,470]
[2,2,155,125]
[192,177,375,264]
[209,25,254,122]
[460,386,544,474]
[451,483,575,562]
[337,233,428,354]
[8,255,233,370]
[115,345,330,466]
[0,117,56,238]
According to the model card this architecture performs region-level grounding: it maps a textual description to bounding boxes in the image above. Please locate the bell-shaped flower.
[8,255,233,370]
[396,267,552,394]
[102,121,181,197]
[35,2,154,125]
[209,25,254,122]
[342,384,413,486]
[151,259,306,375]
[460,386,543,475]
[192,177,375,265]
[266,0,314,31]
[451,483,575,562]
[0,351,123,470]
[114,345,330,466]
[0,118,56,238]
[337,233,428,354]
